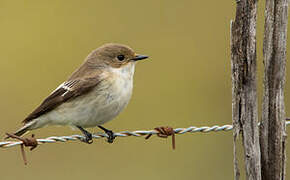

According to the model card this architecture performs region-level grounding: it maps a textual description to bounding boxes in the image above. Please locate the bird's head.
[89,43,148,68]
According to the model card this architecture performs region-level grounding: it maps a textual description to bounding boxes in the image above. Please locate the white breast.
[36,62,136,128]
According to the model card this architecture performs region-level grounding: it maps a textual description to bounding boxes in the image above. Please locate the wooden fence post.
[260,0,288,179]
[230,0,261,179]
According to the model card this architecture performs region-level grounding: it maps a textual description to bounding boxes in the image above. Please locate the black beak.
[131,54,149,61]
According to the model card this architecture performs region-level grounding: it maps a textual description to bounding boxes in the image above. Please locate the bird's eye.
[117,55,125,61]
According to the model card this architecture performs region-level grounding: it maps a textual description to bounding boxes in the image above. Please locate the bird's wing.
[23,77,101,124]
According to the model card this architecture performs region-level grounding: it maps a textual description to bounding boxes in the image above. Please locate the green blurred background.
[0,1,289,179]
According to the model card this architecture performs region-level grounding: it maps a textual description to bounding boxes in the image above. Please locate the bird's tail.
[5,121,36,139]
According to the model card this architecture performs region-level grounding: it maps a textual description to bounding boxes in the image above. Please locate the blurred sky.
[0,1,289,180]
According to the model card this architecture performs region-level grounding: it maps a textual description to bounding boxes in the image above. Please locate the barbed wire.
[1,121,289,149]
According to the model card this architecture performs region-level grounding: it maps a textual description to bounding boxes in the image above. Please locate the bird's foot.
[105,130,115,143]
[81,133,93,144]
[98,126,116,143]
[77,126,93,144]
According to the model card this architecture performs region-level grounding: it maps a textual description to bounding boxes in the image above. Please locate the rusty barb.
[146,126,176,150]
[5,133,38,150]
[5,133,38,165]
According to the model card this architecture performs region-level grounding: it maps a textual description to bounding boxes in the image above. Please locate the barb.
[1,121,289,149]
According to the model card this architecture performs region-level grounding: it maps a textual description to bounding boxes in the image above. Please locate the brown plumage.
[23,77,101,124]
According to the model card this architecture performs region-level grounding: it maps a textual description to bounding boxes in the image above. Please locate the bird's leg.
[98,126,115,143]
[76,126,93,144]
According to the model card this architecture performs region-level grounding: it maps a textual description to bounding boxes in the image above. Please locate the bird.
[7,43,148,144]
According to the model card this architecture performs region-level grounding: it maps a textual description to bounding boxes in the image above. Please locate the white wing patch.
[50,80,79,97]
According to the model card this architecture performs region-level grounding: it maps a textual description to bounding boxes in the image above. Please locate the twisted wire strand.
[1,121,289,148]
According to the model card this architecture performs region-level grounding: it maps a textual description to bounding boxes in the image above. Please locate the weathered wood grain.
[230,0,261,179]
[260,0,288,179]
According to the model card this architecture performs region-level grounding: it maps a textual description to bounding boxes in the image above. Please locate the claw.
[81,135,93,144]
[106,130,115,143]
[98,126,116,143]
[76,126,93,144]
